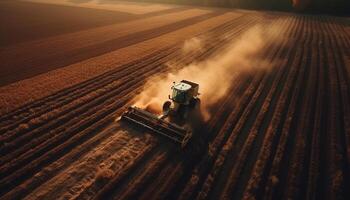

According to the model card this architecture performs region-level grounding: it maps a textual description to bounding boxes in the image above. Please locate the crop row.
[187,16,297,200]
[0,13,253,141]
[101,15,295,200]
[91,14,266,200]
[124,15,292,200]
[0,14,262,198]
[0,11,246,132]
[1,13,349,200]
[103,13,349,200]
[0,13,251,166]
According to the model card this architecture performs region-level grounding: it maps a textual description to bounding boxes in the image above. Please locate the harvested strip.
[26,131,154,200]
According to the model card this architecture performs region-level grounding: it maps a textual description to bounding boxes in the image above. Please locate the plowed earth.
[0,1,349,200]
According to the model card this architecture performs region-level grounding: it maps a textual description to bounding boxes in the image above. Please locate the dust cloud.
[182,37,204,54]
[133,24,281,121]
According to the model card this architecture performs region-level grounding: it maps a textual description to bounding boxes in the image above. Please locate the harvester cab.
[121,80,200,148]
[163,80,200,119]
[171,80,199,105]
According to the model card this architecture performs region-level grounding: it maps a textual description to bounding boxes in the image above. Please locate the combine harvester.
[121,80,201,148]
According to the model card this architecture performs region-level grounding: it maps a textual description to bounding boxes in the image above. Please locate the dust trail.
[182,37,205,54]
[133,24,282,121]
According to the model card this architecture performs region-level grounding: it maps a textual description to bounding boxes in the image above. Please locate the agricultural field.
[0,0,349,199]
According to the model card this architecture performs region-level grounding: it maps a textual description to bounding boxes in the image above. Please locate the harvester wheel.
[162,101,171,114]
